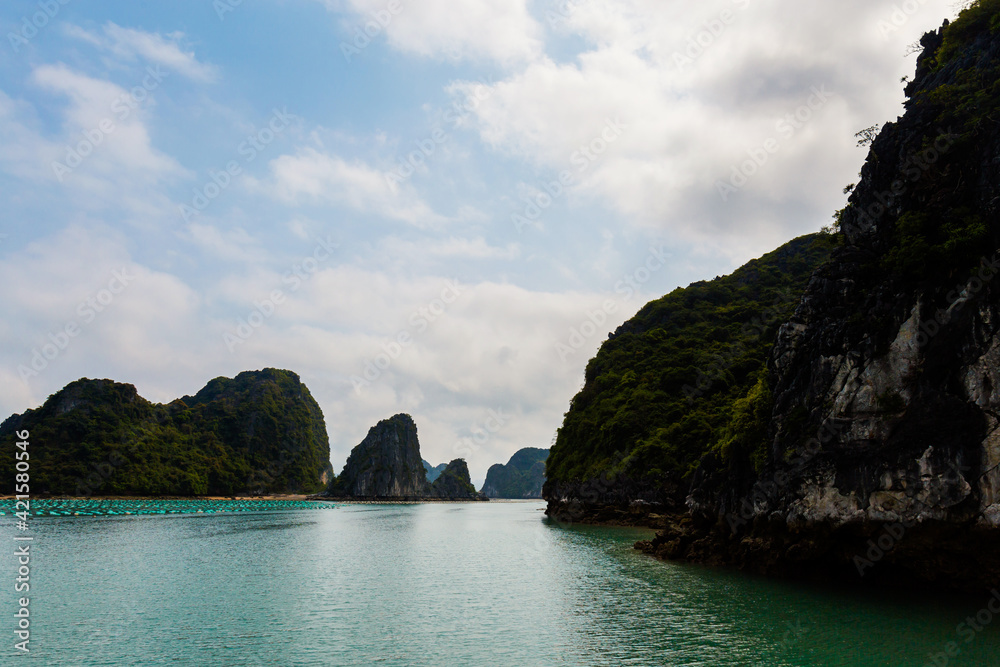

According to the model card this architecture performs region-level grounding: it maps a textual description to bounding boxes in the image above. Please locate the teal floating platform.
[0,499,335,517]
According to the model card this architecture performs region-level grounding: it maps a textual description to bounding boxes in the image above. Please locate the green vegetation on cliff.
[0,369,332,496]
[871,1,1000,282]
[934,0,1000,66]
[546,233,836,495]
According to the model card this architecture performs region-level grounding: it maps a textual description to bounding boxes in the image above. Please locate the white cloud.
[0,64,187,232]
[31,64,185,179]
[330,0,543,64]
[381,236,520,261]
[0,89,61,182]
[185,224,268,263]
[1,64,190,228]
[0,225,204,414]
[64,22,218,82]
[210,264,644,479]
[258,147,447,227]
[451,0,958,259]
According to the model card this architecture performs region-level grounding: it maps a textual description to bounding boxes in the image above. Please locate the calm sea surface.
[2,500,999,666]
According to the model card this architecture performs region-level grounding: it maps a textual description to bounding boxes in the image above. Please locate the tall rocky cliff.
[328,415,484,500]
[329,414,430,498]
[543,233,837,524]
[638,5,1000,590]
[482,448,548,498]
[0,369,333,496]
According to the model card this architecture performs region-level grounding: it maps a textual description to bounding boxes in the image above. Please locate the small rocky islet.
[321,413,486,501]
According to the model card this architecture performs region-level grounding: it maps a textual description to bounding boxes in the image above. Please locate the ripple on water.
[0,498,335,516]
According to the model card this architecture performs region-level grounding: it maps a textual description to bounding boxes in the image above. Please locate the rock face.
[328,415,487,500]
[481,448,548,498]
[430,459,486,500]
[543,232,836,525]
[0,369,333,496]
[329,414,430,498]
[640,10,1000,590]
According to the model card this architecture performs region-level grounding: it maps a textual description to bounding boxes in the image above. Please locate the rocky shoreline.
[633,512,1000,593]
[544,499,672,530]
[546,501,1000,592]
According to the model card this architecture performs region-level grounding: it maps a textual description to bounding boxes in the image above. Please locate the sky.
[0,0,961,487]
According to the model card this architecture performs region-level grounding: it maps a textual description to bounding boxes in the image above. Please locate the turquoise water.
[2,501,999,666]
[0,498,333,516]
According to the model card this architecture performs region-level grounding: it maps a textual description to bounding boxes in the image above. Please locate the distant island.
[322,413,486,501]
[481,448,548,499]
[423,460,448,483]
[0,369,333,496]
